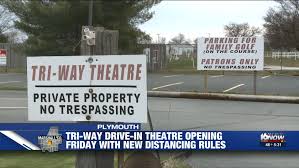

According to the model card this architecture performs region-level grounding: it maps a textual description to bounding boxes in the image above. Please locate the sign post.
[204,70,208,93]
[78,25,119,168]
[253,71,257,95]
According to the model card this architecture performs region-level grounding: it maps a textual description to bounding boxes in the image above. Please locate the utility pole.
[157,34,160,43]
[88,0,94,55]
[88,0,93,26]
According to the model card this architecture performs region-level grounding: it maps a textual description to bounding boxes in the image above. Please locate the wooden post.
[118,152,125,168]
[253,71,257,95]
[147,108,160,161]
[76,26,118,168]
[204,70,208,93]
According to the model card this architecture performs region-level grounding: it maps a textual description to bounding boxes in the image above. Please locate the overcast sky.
[139,1,277,43]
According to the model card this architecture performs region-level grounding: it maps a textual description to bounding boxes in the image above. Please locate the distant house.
[166,44,195,61]
[139,44,167,72]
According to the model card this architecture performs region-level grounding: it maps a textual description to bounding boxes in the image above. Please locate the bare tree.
[0,5,15,42]
[5,30,26,43]
[193,38,199,45]
[224,22,262,37]
[160,37,166,44]
[169,33,190,44]
[264,0,299,50]
[137,33,152,44]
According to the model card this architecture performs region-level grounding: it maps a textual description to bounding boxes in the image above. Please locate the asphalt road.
[1,90,299,130]
[186,151,299,168]
[1,90,299,168]
[148,73,299,96]
[1,72,299,96]
[0,43,298,168]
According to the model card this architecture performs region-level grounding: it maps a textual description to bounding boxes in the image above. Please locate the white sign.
[197,37,264,71]
[0,49,7,66]
[27,55,147,123]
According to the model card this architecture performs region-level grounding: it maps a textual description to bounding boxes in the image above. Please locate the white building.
[166,44,195,61]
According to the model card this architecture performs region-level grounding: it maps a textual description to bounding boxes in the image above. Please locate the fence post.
[280,50,283,71]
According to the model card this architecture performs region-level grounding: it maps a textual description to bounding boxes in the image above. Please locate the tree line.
[0,0,298,55]
[156,0,299,51]
[225,0,299,51]
[0,0,160,55]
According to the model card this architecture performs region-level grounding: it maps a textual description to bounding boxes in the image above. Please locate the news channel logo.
[260,132,286,147]
[38,127,62,152]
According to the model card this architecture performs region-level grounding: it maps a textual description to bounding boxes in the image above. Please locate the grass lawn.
[0,85,27,91]
[0,151,75,168]
[0,68,25,74]
[0,151,186,168]
[264,57,299,67]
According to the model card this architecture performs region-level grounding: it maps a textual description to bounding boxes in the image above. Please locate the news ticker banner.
[0,125,296,152]
[0,123,140,131]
